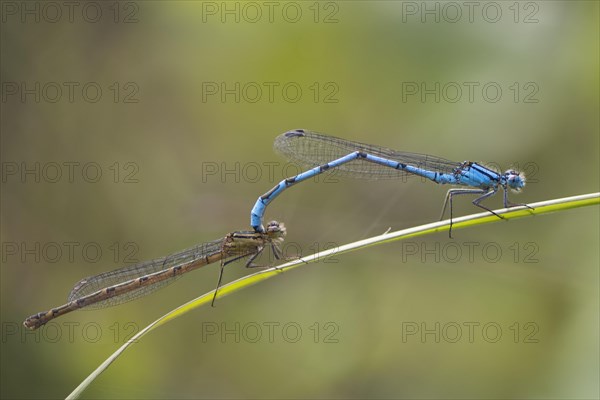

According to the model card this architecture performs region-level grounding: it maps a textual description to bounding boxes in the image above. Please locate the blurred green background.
[1,1,598,399]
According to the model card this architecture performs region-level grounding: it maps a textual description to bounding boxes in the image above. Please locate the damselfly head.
[265,220,286,238]
[504,170,526,191]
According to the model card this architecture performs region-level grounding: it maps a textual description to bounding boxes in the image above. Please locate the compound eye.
[504,170,526,190]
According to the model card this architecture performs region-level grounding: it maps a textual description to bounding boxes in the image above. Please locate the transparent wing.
[67,238,224,309]
[274,130,460,180]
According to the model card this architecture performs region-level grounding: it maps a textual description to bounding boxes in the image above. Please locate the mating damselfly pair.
[24,129,528,329]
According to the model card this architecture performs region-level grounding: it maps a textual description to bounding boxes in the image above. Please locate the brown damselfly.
[23,221,286,330]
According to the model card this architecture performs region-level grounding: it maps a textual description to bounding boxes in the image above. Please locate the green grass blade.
[66,192,599,399]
